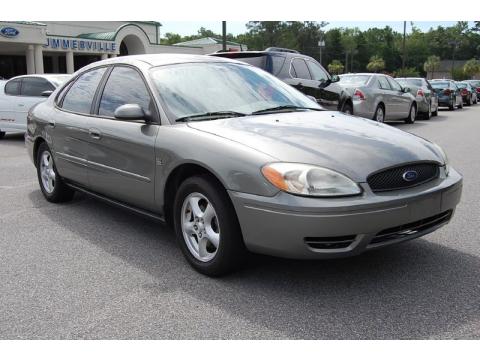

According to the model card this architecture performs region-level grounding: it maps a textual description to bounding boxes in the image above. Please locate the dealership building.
[0,21,245,79]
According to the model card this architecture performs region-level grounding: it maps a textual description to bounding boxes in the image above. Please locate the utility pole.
[222,21,227,52]
[402,21,406,72]
[318,31,325,66]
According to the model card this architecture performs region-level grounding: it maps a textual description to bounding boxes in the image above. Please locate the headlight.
[261,163,362,197]
[431,142,449,176]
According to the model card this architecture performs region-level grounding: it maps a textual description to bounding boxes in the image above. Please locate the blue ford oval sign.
[402,170,418,182]
[0,27,20,38]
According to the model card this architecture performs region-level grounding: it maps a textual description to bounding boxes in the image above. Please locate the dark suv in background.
[211,48,354,114]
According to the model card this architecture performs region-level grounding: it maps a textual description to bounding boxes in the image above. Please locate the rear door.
[53,67,108,186]
[387,76,411,117]
[377,76,396,118]
[86,65,159,211]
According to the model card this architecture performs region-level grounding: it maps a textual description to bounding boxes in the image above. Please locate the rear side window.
[4,79,21,95]
[378,76,391,90]
[21,78,54,97]
[61,67,107,114]
[290,59,311,80]
[98,66,153,118]
[307,60,329,82]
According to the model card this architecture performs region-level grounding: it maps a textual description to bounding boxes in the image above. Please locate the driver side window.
[387,77,403,91]
[98,66,154,118]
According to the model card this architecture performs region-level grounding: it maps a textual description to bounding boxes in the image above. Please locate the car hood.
[186,111,444,181]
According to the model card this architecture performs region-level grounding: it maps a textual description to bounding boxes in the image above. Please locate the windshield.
[150,62,320,121]
[396,78,422,87]
[431,82,449,88]
[338,75,370,86]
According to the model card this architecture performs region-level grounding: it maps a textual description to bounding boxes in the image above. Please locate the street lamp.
[318,34,325,66]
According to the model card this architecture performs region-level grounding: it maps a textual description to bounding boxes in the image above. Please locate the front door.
[86,65,159,211]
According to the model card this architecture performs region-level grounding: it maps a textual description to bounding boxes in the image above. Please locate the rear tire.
[342,102,353,115]
[405,103,416,124]
[449,99,455,111]
[0,131,5,140]
[458,100,463,109]
[467,97,472,106]
[173,174,247,276]
[36,142,75,203]
[423,103,432,120]
[373,104,385,123]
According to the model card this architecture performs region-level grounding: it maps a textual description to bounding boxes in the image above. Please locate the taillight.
[443,89,451,96]
[461,89,468,95]
[353,89,366,100]
[416,89,424,97]
[476,87,480,92]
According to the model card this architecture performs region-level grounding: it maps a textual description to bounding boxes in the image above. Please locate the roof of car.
[7,74,71,82]
[97,54,242,67]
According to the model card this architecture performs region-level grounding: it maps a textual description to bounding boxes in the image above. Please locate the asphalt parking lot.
[1,106,479,339]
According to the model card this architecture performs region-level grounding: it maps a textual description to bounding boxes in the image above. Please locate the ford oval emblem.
[0,27,20,38]
[402,170,418,182]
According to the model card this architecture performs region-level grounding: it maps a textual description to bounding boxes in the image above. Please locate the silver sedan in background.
[396,77,439,119]
[338,73,417,123]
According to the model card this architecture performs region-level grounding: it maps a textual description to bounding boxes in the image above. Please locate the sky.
[160,21,466,37]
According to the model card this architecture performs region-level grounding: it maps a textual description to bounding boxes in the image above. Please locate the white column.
[34,44,44,74]
[101,53,108,60]
[26,45,35,74]
[66,51,74,74]
[52,55,59,73]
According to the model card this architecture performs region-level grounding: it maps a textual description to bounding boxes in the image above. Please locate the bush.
[395,67,420,77]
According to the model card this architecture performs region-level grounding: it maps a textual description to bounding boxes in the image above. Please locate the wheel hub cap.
[181,192,220,262]
[40,151,55,194]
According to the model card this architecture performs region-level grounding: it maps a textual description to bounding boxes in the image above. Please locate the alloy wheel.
[39,150,56,194]
[376,107,384,122]
[181,192,221,262]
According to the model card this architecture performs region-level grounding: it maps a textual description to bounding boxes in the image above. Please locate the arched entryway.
[118,33,148,56]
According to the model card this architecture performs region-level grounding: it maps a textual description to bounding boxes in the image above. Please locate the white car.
[0,74,71,139]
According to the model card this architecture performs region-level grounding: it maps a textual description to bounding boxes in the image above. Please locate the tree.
[328,60,344,74]
[463,59,480,79]
[395,67,420,77]
[423,55,441,79]
[340,28,359,72]
[366,55,385,72]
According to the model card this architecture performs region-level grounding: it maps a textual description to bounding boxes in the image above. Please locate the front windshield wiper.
[251,105,323,115]
[175,111,247,122]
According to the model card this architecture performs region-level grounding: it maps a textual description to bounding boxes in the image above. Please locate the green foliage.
[161,21,480,76]
[424,55,441,78]
[452,67,466,80]
[328,60,344,74]
[366,55,385,72]
[395,67,420,77]
[463,59,480,78]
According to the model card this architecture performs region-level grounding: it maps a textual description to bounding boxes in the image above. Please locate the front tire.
[36,143,75,203]
[423,103,432,120]
[0,131,5,140]
[405,103,416,124]
[173,175,247,276]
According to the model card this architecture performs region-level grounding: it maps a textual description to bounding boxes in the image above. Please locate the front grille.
[370,210,452,245]
[367,162,439,192]
[304,235,357,250]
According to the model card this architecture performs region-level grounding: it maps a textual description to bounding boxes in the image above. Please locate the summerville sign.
[44,37,117,53]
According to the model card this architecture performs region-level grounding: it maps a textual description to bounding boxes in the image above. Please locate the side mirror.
[331,74,340,83]
[114,104,146,121]
[41,90,53,97]
[402,87,411,93]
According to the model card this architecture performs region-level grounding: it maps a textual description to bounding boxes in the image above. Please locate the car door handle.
[89,128,101,140]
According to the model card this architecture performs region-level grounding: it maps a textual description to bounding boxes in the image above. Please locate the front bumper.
[229,168,462,259]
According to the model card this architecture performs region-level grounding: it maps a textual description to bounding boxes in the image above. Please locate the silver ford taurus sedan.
[26,54,462,276]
